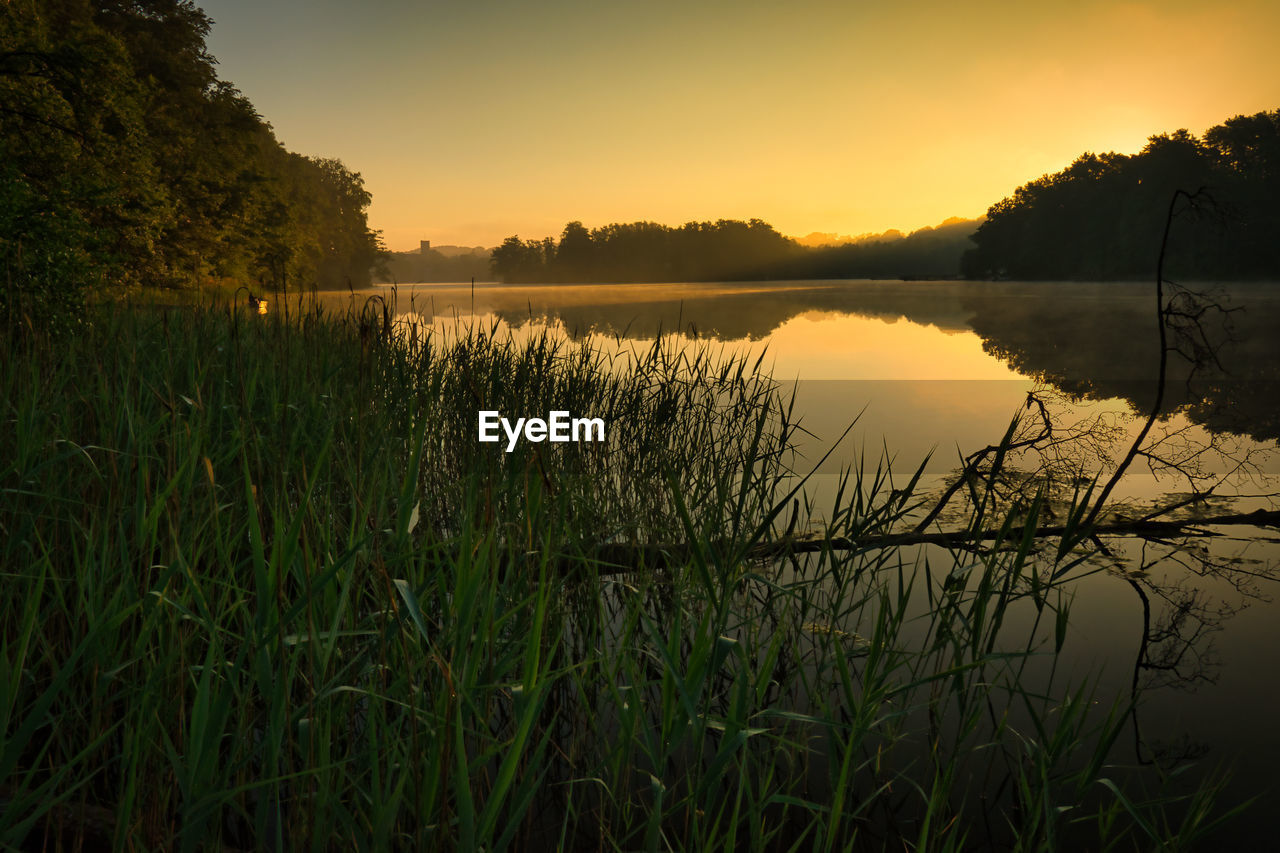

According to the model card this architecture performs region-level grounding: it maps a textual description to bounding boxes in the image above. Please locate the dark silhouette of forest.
[490,219,803,283]
[489,217,981,283]
[1,0,382,326]
[963,110,1280,280]
[791,217,982,280]
[491,109,1279,286]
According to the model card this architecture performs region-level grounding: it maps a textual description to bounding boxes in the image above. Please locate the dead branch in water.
[580,508,1280,574]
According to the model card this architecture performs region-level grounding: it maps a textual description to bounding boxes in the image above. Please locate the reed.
[0,300,1242,850]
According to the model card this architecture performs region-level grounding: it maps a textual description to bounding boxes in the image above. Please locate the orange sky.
[199,0,1280,251]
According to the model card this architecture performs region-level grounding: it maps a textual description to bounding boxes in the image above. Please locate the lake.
[319,278,1280,841]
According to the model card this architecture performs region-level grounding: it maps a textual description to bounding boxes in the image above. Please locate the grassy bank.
[0,302,1238,850]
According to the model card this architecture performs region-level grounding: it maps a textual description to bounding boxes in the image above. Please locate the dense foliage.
[963,109,1280,280]
[490,217,980,283]
[788,216,980,280]
[0,0,382,329]
[491,219,804,283]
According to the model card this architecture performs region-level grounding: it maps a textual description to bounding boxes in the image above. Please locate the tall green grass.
[0,300,1241,850]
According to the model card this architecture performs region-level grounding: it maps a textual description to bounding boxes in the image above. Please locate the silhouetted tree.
[550,220,594,281]
[963,110,1280,280]
[490,236,549,282]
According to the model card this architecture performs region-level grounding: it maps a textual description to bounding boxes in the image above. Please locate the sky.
[198,0,1280,251]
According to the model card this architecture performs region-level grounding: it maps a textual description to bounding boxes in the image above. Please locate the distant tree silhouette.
[550,221,594,280]
[490,217,975,283]
[490,236,550,282]
[963,110,1280,280]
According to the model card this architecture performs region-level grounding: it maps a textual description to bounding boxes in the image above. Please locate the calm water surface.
[326,278,1280,494]
[321,278,1280,840]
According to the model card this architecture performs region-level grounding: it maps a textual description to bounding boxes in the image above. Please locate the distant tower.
[420,240,431,254]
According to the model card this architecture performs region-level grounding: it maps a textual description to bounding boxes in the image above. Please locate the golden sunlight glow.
[760,312,1021,381]
[201,0,1280,248]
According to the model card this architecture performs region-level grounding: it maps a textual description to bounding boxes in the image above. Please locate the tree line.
[1,0,382,329]
[490,217,980,283]
[963,109,1280,280]
[492,110,1278,286]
